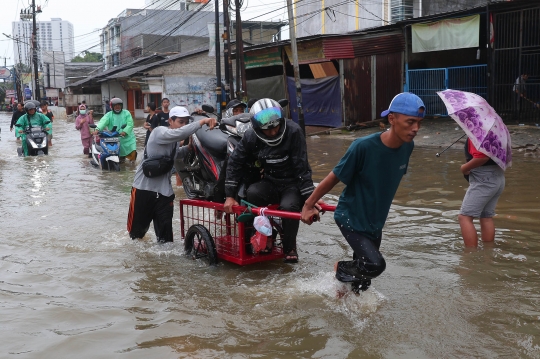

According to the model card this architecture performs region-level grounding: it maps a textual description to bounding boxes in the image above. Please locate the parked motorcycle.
[89,124,126,171]
[15,121,51,156]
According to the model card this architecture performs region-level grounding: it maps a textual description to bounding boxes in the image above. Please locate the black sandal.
[284,250,298,263]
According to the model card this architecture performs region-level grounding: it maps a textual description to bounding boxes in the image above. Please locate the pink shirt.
[75,114,95,139]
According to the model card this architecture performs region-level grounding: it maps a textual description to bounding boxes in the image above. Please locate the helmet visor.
[253,107,282,130]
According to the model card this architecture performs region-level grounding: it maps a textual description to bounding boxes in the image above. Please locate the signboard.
[244,47,283,69]
[0,67,11,79]
[284,39,326,65]
[141,79,163,94]
[46,88,59,98]
[24,87,32,100]
[6,89,16,98]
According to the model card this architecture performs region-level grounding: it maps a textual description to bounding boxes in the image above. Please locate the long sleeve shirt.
[132,121,203,197]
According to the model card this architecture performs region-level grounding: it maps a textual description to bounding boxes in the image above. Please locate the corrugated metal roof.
[323,37,354,59]
[67,54,166,88]
[352,34,404,57]
[100,47,209,80]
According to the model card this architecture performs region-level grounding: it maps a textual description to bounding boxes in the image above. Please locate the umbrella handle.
[436,133,467,157]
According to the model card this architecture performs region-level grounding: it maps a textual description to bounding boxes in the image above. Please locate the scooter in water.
[89,124,126,171]
[15,121,51,156]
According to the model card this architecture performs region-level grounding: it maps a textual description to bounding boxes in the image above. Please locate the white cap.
[169,106,191,119]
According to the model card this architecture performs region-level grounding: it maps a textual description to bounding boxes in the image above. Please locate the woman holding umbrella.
[438,90,512,248]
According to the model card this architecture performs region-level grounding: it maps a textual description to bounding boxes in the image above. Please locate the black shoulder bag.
[142,143,177,178]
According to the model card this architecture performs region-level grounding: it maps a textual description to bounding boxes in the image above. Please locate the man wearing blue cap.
[301,92,425,293]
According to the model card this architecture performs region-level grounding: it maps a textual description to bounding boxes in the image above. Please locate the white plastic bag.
[253,213,272,236]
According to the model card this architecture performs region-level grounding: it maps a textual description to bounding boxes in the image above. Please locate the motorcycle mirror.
[89,124,97,128]
[112,126,117,132]
[15,124,22,127]
[278,99,289,108]
[44,121,51,125]
[121,124,127,129]
[202,104,215,113]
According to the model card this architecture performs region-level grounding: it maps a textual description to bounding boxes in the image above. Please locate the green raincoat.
[16,112,52,156]
[95,109,136,157]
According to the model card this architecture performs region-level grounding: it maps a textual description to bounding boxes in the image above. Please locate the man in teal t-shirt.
[301,92,425,293]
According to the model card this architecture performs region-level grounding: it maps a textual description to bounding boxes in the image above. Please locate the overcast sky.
[0,0,288,68]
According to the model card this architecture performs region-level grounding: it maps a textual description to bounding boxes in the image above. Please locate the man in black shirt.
[153,98,170,128]
[10,102,25,132]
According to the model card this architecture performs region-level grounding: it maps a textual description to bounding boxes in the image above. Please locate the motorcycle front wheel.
[109,162,120,171]
[184,224,217,265]
[182,177,200,199]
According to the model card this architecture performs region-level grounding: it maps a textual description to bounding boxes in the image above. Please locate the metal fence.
[492,7,540,123]
[407,65,488,116]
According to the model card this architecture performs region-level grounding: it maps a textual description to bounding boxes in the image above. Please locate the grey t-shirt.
[132,121,202,196]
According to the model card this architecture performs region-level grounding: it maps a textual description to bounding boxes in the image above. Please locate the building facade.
[12,18,75,66]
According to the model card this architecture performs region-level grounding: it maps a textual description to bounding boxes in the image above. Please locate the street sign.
[0,67,11,79]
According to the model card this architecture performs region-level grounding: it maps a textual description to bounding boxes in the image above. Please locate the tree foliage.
[14,63,32,73]
[71,51,103,63]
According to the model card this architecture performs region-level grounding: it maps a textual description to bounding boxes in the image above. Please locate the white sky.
[0,0,289,68]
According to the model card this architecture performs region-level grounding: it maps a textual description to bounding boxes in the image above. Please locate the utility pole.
[214,0,222,116]
[286,0,305,135]
[31,0,41,100]
[223,0,234,103]
[235,0,247,101]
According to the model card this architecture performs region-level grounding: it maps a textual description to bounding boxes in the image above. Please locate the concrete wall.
[146,52,223,112]
[100,81,127,113]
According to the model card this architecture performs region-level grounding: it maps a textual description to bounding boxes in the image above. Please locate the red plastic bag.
[250,232,268,253]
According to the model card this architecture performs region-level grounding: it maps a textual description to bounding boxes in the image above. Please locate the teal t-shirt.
[333,132,414,240]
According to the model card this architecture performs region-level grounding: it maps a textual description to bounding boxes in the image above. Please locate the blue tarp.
[287,76,342,127]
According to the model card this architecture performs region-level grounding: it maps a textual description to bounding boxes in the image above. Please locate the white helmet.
[249,98,286,147]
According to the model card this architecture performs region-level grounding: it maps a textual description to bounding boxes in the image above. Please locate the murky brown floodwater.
[1,113,539,358]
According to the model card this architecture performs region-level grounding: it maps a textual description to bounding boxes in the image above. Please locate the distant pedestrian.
[10,102,25,133]
[513,73,528,112]
[154,98,171,127]
[75,104,94,156]
[143,102,158,145]
[105,100,112,113]
[301,92,425,292]
[40,101,54,147]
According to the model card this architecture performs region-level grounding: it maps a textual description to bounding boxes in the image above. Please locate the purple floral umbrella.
[437,89,512,170]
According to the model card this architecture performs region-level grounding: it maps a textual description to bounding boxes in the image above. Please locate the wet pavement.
[1,113,540,358]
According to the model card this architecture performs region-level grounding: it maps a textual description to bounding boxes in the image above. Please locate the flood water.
[1,113,539,358]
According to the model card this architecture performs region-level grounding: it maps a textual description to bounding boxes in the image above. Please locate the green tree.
[14,63,32,73]
[71,51,103,62]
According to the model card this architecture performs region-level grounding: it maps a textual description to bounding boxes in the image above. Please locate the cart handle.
[240,203,336,221]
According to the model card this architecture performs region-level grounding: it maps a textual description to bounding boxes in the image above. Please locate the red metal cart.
[180,198,336,266]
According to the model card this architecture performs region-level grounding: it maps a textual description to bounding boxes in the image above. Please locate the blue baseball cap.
[381,92,425,118]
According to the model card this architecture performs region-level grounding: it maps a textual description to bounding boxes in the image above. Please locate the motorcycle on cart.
[176,100,335,266]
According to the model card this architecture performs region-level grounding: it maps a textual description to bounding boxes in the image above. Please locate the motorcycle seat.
[195,125,228,160]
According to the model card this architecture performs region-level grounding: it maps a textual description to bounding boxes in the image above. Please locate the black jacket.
[225,120,314,199]
[10,110,25,129]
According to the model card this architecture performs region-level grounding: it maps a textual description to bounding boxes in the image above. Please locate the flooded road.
[1,113,539,358]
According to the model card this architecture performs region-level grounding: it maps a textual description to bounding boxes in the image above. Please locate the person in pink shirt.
[75,104,94,156]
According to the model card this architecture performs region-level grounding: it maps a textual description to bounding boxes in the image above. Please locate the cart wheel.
[184,224,218,265]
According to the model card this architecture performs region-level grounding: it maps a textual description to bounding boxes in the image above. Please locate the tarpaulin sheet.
[412,15,480,53]
[246,75,286,103]
[287,76,342,127]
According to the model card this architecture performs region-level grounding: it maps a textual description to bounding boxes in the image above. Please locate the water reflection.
[1,114,539,357]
